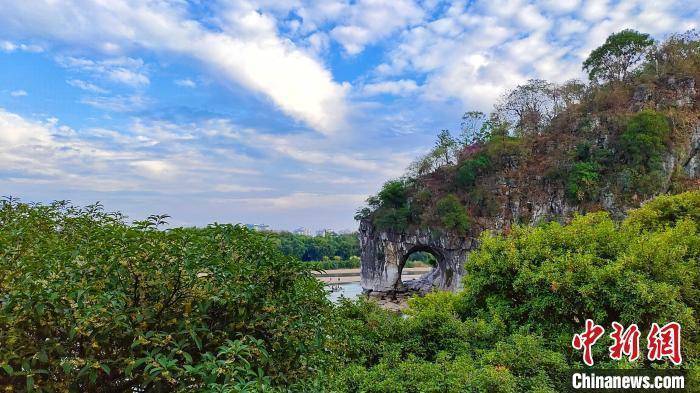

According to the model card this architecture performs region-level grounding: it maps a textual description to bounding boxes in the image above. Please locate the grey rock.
[359,220,473,293]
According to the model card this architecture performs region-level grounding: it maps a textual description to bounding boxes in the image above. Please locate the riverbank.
[314,267,430,283]
[318,267,432,311]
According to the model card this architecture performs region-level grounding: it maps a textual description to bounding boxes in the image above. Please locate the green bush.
[620,109,670,168]
[484,136,525,169]
[307,256,361,270]
[565,161,600,201]
[0,200,329,391]
[326,191,700,390]
[624,190,700,231]
[583,29,654,83]
[373,207,411,231]
[435,195,470,234]
[462,190,700,365]
[455,153,491,188]
[274,231,359,262]
[377,180,408,208]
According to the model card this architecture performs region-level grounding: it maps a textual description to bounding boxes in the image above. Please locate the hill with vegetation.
[356,29,700,237]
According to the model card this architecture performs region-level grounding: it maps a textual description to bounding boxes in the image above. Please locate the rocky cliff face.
[360,75,700,295]
[492,78,700,228]
[359,219,474,293]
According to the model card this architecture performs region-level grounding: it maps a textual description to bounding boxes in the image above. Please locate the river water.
[327,282,364,303]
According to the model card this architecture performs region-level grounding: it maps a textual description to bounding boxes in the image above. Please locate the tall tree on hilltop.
[583,29,654,83]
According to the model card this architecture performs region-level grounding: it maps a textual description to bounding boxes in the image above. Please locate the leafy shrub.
[373,207,411,231]
[307,256,361,270]
[462,190,700,366]
[0,200,329,391]
[377,180,408,208]
[455,153,491,188]
[484,136,525,169]
[566,161,601,201]
[619,109,670,168]
[435,195,470,234]
[328,192,700,391]
[406,251,437,267]
[274,231,359,262]
[327,294,569,392]
[624,190,700,231]
[646,29,700,78]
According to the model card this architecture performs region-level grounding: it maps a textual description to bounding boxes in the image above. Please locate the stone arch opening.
[398,245,443,288]
[359,219,474,294]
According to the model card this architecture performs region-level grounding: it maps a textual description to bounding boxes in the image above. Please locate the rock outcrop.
[359,219,474,293]
[359,73,700,296]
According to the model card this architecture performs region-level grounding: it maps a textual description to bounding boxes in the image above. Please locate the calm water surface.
[327,282,363,303]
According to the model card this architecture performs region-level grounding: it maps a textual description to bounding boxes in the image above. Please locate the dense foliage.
[582,29,654,83]
[0,199,329,392]
[619,109,671,168]
[435,195,470,234]
[1,192,698,392]
[272,231,359,262]
[327,191,700,392]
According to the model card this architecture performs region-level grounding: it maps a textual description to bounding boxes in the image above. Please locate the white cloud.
[80,95,151,112]
[0,40,43,53]
[0,108,137,190]
[537,0,580,14]
[580,0,609,21]
[0,108,52,147]
[109,68,149,87]
[57,56,150,87]
[213,184,272,193]
[362,79,419,96]
[67,79,110,94]
[10,90,27,97]
[0,108,269,194]
[130,160,176,178]
[0,1,348,134]
[373,0,698,111]
[222,192,367,211]
[329,0,425,55]
[175,78,197,88]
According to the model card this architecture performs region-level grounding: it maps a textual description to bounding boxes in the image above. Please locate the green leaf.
[26,376,34,392]
[189,329,202,350]
[1,364,13,375]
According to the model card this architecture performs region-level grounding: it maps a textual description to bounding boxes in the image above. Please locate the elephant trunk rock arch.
[359,219,475,293]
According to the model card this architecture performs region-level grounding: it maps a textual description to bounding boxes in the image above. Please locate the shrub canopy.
[0,199,329,392]
[327,191,700,391]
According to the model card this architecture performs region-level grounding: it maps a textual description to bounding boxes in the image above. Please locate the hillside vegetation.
[357,29,700,236]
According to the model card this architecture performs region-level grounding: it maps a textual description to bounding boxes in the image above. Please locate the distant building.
[245,224,270,232]
[316,228,336,237]
[293,227,311,236]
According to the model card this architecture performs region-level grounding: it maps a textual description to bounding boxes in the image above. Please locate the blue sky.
[0,0,698,231]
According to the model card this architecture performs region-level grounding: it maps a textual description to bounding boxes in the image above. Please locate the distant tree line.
[270,232,360,262]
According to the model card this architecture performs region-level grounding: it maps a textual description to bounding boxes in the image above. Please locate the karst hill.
[357,29,700,293]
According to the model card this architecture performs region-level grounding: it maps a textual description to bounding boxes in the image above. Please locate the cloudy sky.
[0,0,697,231]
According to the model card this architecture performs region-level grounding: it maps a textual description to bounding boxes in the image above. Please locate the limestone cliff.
[358,72,700,294]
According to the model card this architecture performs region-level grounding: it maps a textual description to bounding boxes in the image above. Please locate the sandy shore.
[315,267,430,283]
